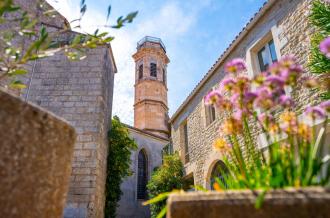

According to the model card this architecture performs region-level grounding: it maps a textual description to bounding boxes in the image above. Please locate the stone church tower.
[133,36,170,138]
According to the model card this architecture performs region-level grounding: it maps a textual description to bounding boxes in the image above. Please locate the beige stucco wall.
[171,0,319,187]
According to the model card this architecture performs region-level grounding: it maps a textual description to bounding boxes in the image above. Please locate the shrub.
[104,116,137,218]
[146,153,184,218]
[308,0,330,99]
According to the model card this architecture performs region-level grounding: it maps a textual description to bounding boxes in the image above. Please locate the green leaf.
[9,69,27,75]
[106,5,111,22]
[143,192,170,206]
[10,80,26,89]
[255,190,267,209]
[72,35,83,45]
[194,185,208,192]
[94,29,99,36]
[125,11,138,23]
[80,4,87,17]
[156,206,167,218]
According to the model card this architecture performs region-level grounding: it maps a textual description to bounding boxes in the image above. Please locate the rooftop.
[137,36,166,53]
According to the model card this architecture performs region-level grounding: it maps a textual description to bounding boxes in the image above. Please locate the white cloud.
[47,0,211,125]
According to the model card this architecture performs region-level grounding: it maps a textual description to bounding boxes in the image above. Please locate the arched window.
[137,150,148,199]
[150,63,157,77]
[138,64,143,80]
[210,161,228,190]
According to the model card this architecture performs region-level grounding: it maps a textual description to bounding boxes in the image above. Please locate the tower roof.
[137,36,166,53]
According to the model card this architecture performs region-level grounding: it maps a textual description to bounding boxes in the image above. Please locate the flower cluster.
[204,56,329,154]
[320,37,330,59]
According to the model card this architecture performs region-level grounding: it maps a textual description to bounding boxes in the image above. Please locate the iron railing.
[137,36,166,52]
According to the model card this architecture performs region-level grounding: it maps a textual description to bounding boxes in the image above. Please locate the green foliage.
[146,153,184,218]
[0,0,137,88]
[308,0,330,99]
[104,116,137,218]
[310,0,330,34]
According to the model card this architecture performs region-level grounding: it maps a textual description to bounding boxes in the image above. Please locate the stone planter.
[0,88,76,218]
[167,188,330,218]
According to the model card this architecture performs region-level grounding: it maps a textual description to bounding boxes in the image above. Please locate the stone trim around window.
[246,26,282,78]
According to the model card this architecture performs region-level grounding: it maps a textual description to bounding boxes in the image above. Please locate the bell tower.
[133,36,170,138]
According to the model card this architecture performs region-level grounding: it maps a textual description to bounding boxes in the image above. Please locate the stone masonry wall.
[23,46,115,218]
[171,0,317,187]
[1,1,116,217]
[117,128,168,218]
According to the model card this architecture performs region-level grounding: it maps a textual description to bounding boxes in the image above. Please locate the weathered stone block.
[0,88,76,218]
[167,188,330,218]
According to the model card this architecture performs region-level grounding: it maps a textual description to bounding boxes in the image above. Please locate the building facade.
[3,1,117,217]
[170,0,329,189]
[117,37,170,218]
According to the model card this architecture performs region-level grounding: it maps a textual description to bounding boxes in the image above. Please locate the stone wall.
[117,127,168,218]
[23,46,115,218]
[171,0,317,187]
[1,1,117,217]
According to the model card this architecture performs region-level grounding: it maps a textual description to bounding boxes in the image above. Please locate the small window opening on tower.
[139,64,143,80]
[163,69,166,84]
[150,63,157,77]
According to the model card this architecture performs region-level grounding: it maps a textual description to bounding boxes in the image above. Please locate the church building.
[117,36,170,218]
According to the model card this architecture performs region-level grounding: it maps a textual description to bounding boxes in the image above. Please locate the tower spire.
[133,36,170,138]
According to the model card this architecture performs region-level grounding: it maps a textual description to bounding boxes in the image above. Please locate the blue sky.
[48,0,266,125]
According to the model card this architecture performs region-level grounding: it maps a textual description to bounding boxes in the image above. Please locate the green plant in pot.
[145,52,330,218]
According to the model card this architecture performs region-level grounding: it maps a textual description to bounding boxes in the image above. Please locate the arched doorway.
[210,160,228,190]
[137,149,148,199]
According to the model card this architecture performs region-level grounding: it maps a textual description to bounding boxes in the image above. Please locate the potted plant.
[145,47,330,218]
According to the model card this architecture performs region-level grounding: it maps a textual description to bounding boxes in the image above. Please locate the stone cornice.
[124,124,169,142]
[134,99,168,110]
[132,47,170,64]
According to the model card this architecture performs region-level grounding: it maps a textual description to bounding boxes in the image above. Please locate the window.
[257,39,278,72]
[206,105,216,126]
[183,123,189,163]
[137,150,147,199]
[205,88,217,126]
[210,161,228,190]
[150,63,157,77]
[138,64,143,80]
[163,69,166,84]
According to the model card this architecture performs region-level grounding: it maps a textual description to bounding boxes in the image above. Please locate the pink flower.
[278,55,297,69]
[279,95,294,108]
[235,76,250,92]
[265,75,285,89]
[204,90,223,107]
[220,77,236,92]
[268,62,281,75]
[258,113,274,124]
[280,64,303,85]
[254,87,273,109]
[305,106,327,120]
[225,58,247,74]
[243,91,257,110]
[320,100,330,113]
[319,37,330,59]
[230,93,241,108]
